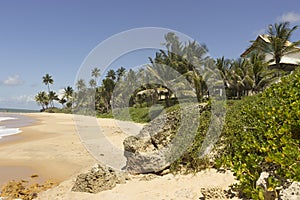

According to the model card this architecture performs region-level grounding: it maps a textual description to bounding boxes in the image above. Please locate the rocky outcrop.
[71,164,128,193]
[0,178,56,200]
[123,103,207,174]
[279,181,300,200]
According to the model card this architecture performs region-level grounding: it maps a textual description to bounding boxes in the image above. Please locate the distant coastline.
[0,108,39,113]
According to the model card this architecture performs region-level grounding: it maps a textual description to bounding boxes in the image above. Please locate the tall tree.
[248,53,281,93]
[116,66,126,81]
[106,69,116,81]
[149,32,209,102]
[48,91,58,107]
[89,79,97,88]
[76,79,86,91]
[35,91,49,110]
[253,22,300,69]
[63,86,74,108]
[42,73,54,94]
[58,98,67,108]
[42,74,54,107]
[91,67,101,86]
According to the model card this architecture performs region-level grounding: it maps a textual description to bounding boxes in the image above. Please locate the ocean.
[0,110,36,140]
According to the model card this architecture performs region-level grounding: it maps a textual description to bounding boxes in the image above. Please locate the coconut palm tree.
[91,67,101,86]
[42,73,54,94]
[226,58,254,98]
[116,66,126,81]
[106,69,116,81]
[248,53,281,93]
[76,79,86,91]
[89,79,97,88]
[63,86,74,108]
[35,91,49,110]
[58,98,67,108]
[253,22,300,69]
[48,91,58,107]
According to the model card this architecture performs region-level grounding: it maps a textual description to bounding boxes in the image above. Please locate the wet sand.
[0,113,96,188]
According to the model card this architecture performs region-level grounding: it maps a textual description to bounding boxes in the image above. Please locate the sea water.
[0,117,21,139]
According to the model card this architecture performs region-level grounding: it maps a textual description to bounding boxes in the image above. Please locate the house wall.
[286,51,300,60]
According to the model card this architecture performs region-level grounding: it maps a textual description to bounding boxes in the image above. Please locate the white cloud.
[0,95,38,110]
[277,12,300,23]
[11,95,35,103]
[57,89,65,99]
[2,75,24,86]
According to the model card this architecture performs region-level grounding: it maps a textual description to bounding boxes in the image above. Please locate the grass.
[97,105,165,123]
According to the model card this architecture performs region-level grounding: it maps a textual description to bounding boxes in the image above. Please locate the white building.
[241,34,300,71]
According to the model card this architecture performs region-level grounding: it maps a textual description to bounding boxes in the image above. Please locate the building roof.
[240,34,300,58]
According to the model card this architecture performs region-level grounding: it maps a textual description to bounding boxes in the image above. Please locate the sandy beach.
[0,113,238,199]
[0,113,96,187]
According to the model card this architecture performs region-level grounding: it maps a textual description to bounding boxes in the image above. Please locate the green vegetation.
[97,105,164,123]
[216,68,300,198]
[167,68,299,199]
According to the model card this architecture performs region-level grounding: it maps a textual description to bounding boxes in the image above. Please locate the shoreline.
[0,112,96,188]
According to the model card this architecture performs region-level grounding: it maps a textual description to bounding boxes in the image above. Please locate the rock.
[0,179,56,200]
[255,172,277,200]
[71,163,127,193]
[123,103,207,174]
[200,187,227,199]
[279,181,300,200]
[256,171,270,190]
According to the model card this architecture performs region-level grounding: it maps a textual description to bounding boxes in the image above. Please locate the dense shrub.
[216,68,300,199]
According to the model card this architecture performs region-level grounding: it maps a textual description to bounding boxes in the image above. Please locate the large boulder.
[71,164,127,193]
[123,103,207,174]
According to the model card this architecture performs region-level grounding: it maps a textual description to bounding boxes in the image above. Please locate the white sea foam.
[0,117,22,139]
[0,117,16,122]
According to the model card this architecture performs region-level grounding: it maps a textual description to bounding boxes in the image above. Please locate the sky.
[1,0,300,110]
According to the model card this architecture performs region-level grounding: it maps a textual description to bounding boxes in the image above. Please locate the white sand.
[0,113,238,199]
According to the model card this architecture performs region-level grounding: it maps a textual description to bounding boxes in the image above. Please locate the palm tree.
[249,53,281,93]
[101,77,115,112]
[48,91,58,107]
[58,98,67,108]
[35,91,49,110]
[226,58,254,98]
[153,32,209,102]
[106,69,116,81]
[42,74,54,94]
[91,67,101,86]
[116,66,126,81]
[253,22,300,69]
[76,79,86,91]
[89,79,97,88]
[63,86,74,108]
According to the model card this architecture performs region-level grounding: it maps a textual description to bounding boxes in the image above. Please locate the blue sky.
[1,0,300,109]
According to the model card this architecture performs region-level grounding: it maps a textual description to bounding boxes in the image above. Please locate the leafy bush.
[216,68,300,199]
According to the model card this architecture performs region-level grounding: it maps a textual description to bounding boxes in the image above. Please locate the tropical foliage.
[215,68,300,199]
[35,28,293,112]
